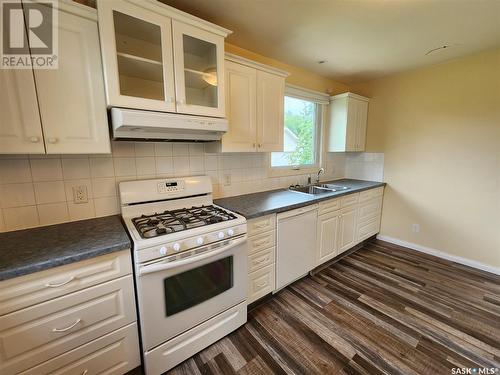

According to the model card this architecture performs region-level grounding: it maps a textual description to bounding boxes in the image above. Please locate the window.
[271,96,321,169]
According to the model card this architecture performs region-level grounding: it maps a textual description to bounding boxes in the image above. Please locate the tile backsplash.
[344,152,384,182]
[0,141,346,232]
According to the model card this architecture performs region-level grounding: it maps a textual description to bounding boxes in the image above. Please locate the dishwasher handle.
[277,204,318,220]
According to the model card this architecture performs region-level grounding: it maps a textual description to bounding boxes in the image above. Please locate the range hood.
[110,108,228,142]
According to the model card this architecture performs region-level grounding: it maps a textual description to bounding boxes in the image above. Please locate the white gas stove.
[119,176,247,375]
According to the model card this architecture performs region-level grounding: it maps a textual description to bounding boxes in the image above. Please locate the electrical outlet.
[412,223,420,233]
[223,173,231,186]
[73,185,88,204]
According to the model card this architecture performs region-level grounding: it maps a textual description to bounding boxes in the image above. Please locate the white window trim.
[268,89,327,178]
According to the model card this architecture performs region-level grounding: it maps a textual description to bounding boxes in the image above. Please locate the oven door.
[136,235,247,350]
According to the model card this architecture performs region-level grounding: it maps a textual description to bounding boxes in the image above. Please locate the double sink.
[289,183,351,196]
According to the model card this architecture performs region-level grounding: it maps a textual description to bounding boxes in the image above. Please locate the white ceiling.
[161,0,500,84]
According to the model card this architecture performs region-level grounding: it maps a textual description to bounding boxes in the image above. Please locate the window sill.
[267,165,321,178]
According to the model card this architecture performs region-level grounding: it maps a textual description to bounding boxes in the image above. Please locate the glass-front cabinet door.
[172,20,225,117]
[97,0,176,112]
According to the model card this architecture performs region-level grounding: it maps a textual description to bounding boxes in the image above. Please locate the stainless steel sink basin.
[289,183,351,196]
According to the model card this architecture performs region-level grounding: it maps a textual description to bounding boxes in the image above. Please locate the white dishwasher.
[276,204,318,290]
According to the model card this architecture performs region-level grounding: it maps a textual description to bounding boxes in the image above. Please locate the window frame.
[268,86,328,177]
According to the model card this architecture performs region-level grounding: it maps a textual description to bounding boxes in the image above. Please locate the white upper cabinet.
[172,21,225,117]
[222,60,257,152]
[328,92,369,152]
[33,5,110,154]
[97,0,230,118]
[0,1,110,155]
[0,68,45,154]
[97,0,176,112]
[256,70,285,152]
[209,54,288,153]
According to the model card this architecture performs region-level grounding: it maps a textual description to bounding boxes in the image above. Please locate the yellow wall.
[225,43,349,95]
[352,48,500,268]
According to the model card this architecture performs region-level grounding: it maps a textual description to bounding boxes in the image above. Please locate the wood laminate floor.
[167,240,500,375]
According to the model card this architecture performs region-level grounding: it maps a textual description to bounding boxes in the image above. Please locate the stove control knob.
[172,243,181,252]
[227,228,234,236]
[217,231,225,239]
[159,246,167,256]
[196,237,204,246]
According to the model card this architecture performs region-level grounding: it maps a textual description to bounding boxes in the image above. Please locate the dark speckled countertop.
[215,179,386,219]
[0,215,131,281]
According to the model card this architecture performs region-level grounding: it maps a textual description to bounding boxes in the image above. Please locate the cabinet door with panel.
[256,70,285,152]
[354,98,368,151]
[172,20,225,117]
[0,69,44,154]
[222,60,257,152]
[97,0,176,112]
[33,8,110,154]
[316,213,340,266]
[338,207,357,254]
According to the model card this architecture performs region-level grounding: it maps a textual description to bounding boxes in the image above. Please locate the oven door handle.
[138,236,247,276]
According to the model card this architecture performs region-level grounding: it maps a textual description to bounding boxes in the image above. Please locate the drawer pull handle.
[256,282,268,288]
[53,318,81,332]
[81,370,88,375]
[254,257,269,265]
[253,238,270,247]
[45,276,75,288]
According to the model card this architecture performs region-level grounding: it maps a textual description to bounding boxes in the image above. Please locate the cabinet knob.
[47,137,58,144]
[29,136,40,143]
[252,143,256,148]
[258,143,262,148]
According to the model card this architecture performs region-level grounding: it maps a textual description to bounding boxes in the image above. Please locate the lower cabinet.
[338,207,358,254]
[0,250,140,375]
[246,214,276,304]
[317,213,340,264]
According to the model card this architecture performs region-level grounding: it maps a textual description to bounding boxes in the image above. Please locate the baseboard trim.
[376,235,500,276]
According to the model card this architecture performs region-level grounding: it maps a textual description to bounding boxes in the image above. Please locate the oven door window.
[164,256,233,316]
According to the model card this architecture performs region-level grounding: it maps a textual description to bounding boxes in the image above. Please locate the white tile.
[113,158,136,177]
[156,157,173,175]
[204,155,218,171]
[3,206,39,231]
[61,158,90,180]
[189,156,204,173]
[92,178,117,198]
[173,143,189,156]
[90,157,115,178]
[111,141,135,157]
[64,179,93,202]
[30,159,63,181]
[94,196,119,217]
[0,183,36,208]
[0,209,5,232]
[0,159,32,183]
[34,181,66,204]
[188,143,204,155]
[136,157,156,176]
[205,170,218,184]
[38,202,69,226]
[68,199,95,221]
[154,142,172,157]
[173,156,190,175]
[135,142,155,157]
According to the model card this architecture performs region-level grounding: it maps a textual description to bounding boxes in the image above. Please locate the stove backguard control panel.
[157,180,186,194]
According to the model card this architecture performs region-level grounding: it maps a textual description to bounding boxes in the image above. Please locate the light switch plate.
[73,185,88,204]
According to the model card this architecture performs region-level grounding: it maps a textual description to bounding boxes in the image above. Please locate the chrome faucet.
[316,168,324,183]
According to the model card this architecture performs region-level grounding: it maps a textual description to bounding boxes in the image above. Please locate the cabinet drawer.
[19,323,140,375]
[341,193,359,208]
[0,275,136,375]
[247,230,276,255]
[318,198,341,215]
[247,214,276,236]
[248,246,275,273]
[358,197,383,223]
[357,216,381,242]
[0,250,132,316]
[248,264,275,304]
[359,187,384,203]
